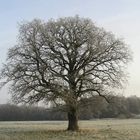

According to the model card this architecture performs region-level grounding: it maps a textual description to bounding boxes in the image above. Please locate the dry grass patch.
[0,119,140,140]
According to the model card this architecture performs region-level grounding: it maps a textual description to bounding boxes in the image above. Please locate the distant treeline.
[0,95,140,121]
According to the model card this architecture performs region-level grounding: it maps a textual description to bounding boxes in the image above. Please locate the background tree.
[0,16,131,131]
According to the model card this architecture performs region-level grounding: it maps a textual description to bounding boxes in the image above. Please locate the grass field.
[0,119,140,140]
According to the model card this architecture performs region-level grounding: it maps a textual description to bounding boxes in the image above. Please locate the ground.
[0,119,139,140]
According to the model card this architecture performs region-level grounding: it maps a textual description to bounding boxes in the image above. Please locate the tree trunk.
[67,107,79,131]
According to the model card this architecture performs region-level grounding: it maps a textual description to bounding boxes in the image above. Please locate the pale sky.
[0,0,140,103]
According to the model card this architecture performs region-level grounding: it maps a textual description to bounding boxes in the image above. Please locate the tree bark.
[67,107,79,131]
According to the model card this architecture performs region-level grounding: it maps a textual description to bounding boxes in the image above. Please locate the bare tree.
[0,16,131,131]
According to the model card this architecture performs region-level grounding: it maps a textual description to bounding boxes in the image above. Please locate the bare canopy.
[0,16,132,131]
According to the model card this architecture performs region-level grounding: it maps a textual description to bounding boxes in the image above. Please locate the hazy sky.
[0,0,140,103]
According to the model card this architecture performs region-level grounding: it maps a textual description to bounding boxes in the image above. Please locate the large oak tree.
[0,16,131,131]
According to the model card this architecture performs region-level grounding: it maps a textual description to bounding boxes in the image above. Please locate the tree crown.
[0,16,132,106]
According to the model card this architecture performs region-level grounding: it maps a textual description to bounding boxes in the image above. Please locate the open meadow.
[0,119,140,140]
